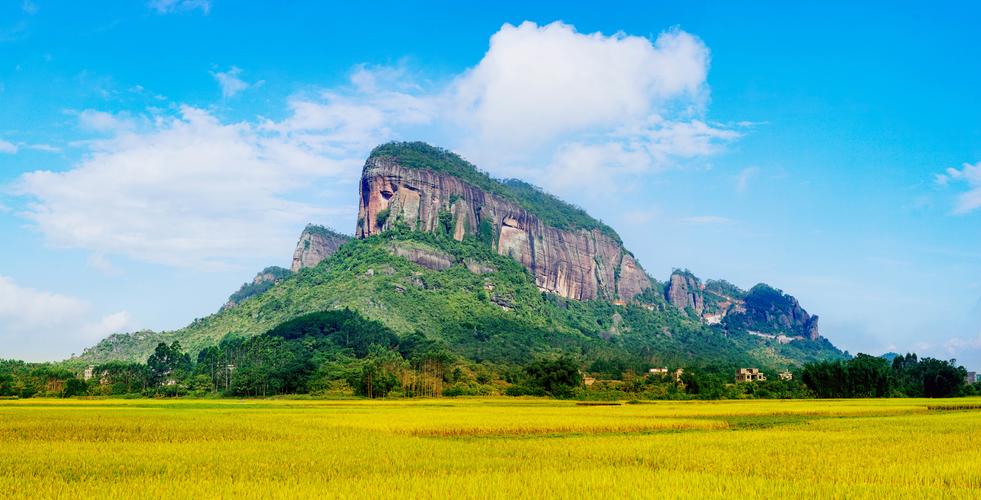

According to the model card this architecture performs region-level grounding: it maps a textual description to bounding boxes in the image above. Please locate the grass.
[2,398,980,498]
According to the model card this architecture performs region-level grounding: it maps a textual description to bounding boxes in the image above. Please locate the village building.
[673,368,684,382]
[83,365,95,382]
[583,376,596,387]
[966,372,977,385]
[778,371,793,381]
[648,367,669,376]
[736,368,766,383]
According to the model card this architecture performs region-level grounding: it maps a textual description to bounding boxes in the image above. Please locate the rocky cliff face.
[291,225,351,272]
[665,270,704,314]
[355,149,651,301]
[724,284,820,340]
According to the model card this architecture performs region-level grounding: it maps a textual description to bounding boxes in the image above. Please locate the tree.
[845,354,893,397]
[358,345,407,398]
[918,358,965,398]
[146,342,191,387]
[62,378,88,398]
[524,356,583,398]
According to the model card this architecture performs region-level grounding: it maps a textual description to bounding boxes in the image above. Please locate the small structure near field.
[673,368,684,382]
[778,371,793,381]
[736,368,766,383]
[966,372,977,385]
[83,365,95,382]
[583,376,596,387]
[649,367,669,376]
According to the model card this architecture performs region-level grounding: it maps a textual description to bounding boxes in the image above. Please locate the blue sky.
[1,1,979,366]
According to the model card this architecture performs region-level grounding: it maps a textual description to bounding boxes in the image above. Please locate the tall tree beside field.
[146,342,192,386]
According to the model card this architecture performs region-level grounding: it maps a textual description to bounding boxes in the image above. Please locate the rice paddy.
[2,397,980,498]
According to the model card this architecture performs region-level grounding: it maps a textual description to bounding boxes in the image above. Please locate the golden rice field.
[2,397,980,499]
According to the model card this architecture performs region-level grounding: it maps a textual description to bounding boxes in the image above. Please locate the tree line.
[2,312,977,400]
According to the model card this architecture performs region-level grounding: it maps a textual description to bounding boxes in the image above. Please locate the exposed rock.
[724,284,820,340]
[490,294,514,310]
[464,259,495,275]
[387,243,454,271]
[356,151,652,301]
[665,270,704,314]
[290,225,351,272]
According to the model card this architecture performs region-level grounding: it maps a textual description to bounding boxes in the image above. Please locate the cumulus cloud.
[148,0,210,14]
[451,22,709,151]
[14,21,735,270]
[444,22,736,191]
[16,68,432,269]
[0,276,130,361]
[935,161,981,214]
[20,107,348,269]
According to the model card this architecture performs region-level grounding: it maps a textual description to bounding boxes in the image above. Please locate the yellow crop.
[1,398,980,498]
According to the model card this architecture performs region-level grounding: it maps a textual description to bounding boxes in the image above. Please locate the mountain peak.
[358,142,645,301]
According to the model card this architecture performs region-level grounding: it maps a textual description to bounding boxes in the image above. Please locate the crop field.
[2,398,980,499]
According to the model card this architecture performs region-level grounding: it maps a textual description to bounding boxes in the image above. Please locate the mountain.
[356,142,650,301]
[663,270,821,341]
[73,142,842,370]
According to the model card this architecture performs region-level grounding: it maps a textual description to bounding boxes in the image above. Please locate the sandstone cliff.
[291,225,351,272]
[665,270,704,314]
[355,143,652,301]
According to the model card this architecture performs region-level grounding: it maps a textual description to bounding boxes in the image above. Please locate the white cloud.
[21,1,37,15]
[212,66,261,98]
[0,276,130,361]
[935,162,981,214]
[77,109,136,133]
[148,0,210,14]
[15,68,429,269]
[0,140,61,154]
[736,166,759,193]
[443,22,735,191]
[18,106,352,269]
[25,143,61,153]
[451,22,709,152]
[87,253,120,276]
[14,21,736,271]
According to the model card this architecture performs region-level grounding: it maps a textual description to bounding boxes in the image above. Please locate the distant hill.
[74,142,844,370]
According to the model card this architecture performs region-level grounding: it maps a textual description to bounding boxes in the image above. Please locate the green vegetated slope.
[77,228,842,370]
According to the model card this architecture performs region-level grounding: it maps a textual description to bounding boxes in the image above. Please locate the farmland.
[1,398,980,498]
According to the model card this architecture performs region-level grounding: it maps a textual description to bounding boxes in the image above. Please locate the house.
[778,371,793,381]
[583,376,596,387]
[673,368,684,382]
[736,368,766,383]
[83,365,95,382]
[967,372,978,385]
[649,367,669,376]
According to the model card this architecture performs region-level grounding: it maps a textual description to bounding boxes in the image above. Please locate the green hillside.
[75,226,842,370]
